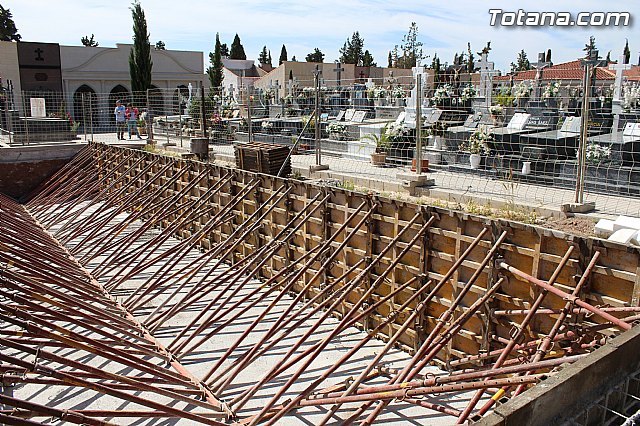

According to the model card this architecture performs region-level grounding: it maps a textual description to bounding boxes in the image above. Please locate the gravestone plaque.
[335,110,346,121]
[352,110,366,123]
[560,116,581,133]
[17,42,63,93]
[507,113,531,130]
[344,109,356,121]
[30,98,46,118]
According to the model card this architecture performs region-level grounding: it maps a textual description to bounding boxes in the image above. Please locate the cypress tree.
[624,39,631,64]
[229,34,246,60]
[129,1,153,95]
[279,45,288,65]
[207,33,224,88]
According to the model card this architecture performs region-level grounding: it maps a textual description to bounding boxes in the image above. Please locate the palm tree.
[361,125,392,153]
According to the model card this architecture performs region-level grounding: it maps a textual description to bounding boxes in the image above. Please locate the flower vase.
[469,153,481,169]
[431,136,443,150]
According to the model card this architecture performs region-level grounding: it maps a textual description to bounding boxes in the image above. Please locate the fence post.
[246,87,252,143]
[311,65,328,172]
[314,65,321,166]
[416,73,423,174]
[145,89,153,144]
[200,85,208,140]
[575,65,590,204]
[82,92,87,142]
[22,93,29,145]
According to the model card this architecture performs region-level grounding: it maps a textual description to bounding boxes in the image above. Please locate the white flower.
[513,80,533,99]
[432,84,453,102]
[489,105,504,116]
[373,87,387,98]
[622,82,640,111]
[261,121,274,130]
[461,125,492,154]
[460,85,477,102]
[542,81,560,99]
[586,143,611,164]
[392,86,405,98]
[327,122,347,133]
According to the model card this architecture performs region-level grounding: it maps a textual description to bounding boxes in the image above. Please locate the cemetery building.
[221,58,267,94]
[0,40,206,124]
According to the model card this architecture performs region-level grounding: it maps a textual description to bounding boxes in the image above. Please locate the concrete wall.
[82,144,640,362]
[0,143,84,199]
[477,326,640,426]
[0,41,22,94]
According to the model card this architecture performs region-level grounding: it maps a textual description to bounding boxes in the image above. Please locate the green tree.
[279,44,287,64]
[81,34,99,47]
[605,51,611,62]
[267,50,272,66]
[362,50,375,67]
[155,40,165,50]
[220,43,229,57]
[395,22,424,68]
[339,31,365,65]
[128,1,153,94]
[431,52,441,83]
[291,55,297,62]
[466,42,474,73]
[305,48,324,63]
[207,33,224,88]
[545,48,551,63]
[387,51,393,68]
[0,5,21,41]
[229,33,246,60]
[258,46,269,65]
[624,39,631,64]
[510,49,530,73]
[583,36,599,59]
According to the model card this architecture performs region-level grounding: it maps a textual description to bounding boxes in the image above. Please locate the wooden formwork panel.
[93,144,640,364]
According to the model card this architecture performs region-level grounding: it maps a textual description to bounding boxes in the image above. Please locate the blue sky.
[4,1,638,72]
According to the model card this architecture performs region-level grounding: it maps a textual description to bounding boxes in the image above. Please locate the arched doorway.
[73,85,98,128]
[109,85,130,123]
[147,85,164,118]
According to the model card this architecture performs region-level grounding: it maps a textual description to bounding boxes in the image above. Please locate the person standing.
[114,100,126,140]
[125,103,141,139]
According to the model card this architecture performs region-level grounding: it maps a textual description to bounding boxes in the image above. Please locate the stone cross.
[531,52,551,100]
[610,54,632,134]
[333,61,345,87]
[228,84,235,102]
[609,54,631,101]
[287,79,294,97]
[407,65,428,109]
[478,53,499,105]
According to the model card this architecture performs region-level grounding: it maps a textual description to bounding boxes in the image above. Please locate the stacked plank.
[234,141,291,176]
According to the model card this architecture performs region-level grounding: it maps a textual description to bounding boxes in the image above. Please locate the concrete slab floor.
[3,200,491,425]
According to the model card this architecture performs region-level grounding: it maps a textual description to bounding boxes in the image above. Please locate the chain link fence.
[1,65,639,216]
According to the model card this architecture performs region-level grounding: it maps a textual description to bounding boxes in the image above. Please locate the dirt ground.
[541,217,596,238]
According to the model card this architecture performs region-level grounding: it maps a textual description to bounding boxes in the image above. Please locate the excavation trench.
[0,142,638,425]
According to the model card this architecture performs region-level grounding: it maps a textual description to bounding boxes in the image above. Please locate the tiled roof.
[493,59,628,82]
